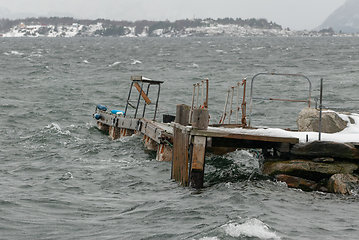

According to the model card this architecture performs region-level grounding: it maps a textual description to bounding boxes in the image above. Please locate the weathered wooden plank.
[172,126,189,186]
[134,82,151,105]
[156,144,172,161]
[181,131,189,186]
[109,126,120,140]
[175,104,191,126]
[192,108,209,130]
[191,129,299,144]
[120,128,134,137]
[191,136,206,171]
[97,121,109,132]
[172,127,180,180]
[143,135,157,151]
[140,120,163,144]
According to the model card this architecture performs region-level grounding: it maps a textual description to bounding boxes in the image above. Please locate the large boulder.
[291,141,359,160]
[276,174,318,191]
[262,159,358,181]
[297,107,348,133]
[327,173,359,195]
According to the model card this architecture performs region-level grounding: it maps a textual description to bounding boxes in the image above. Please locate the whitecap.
[131,60,142,65]
[30,53,43,57]
[252,47,265,50]
[11,50,24,55]
[45,123,71,136]
[83,60,89,64]
[59,171,73,181]
[109,61,121,67]
[189,63,199,68]
[222,219,280,240]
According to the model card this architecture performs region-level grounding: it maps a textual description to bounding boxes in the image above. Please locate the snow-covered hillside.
[316,0,359,33]
[2,22,357,38]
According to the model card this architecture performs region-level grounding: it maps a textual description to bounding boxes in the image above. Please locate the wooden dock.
[94,103,299,188]
[93,75,302,188]
[93,75,359,194]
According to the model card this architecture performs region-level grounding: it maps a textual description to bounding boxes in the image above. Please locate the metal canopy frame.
[124,76,163,120]
[248,73,312,127]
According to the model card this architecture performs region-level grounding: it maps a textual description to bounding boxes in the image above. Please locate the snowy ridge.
[2,22,357,38]
[316,0,359,33]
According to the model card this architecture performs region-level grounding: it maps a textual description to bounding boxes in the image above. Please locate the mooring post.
[143,135,158,151]
[119,128,134,138]
[172,104,191,186]
[109,126,121,140]
[97,122,110,132]
[156,144,172,162]
[189,108,209,188]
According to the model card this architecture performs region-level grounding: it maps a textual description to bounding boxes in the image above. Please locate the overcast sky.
[0,0,346,30]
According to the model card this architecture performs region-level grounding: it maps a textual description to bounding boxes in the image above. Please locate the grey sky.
[0,0,346,30]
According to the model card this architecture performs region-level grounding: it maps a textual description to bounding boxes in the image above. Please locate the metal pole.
[220,90,230,124]
[125,82,134,116]
[190,84,196,124]
[201,80,204,107]
[228,87,234,124]
[205,79,209,108]
[241,79,247,126]
[236,82,240,124]
[134,81,144,118]
[196,83,200,108]
[318,78,323,141]
[153,84,161,121]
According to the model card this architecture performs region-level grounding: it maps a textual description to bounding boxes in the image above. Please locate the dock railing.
[248,73,312,127]
[189,79,209,124]
[124,76,163,121]
[219,79,247,126]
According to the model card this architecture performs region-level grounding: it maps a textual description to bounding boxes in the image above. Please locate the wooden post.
[189,108,208,188]
[192,108,209,130]
[175,104,191,126]
[156,144,172,161]
[97,122,109,132]
[143,135,157,151]
[120,128,134,138]
[172,104,191,186]
[109,126,120,140]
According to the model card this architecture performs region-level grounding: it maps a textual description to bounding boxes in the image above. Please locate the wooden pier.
[93,75,359,194]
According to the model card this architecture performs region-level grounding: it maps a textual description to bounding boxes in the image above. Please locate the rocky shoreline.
[262,108,359,195]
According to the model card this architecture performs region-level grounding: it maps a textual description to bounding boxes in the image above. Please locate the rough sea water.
[1,36,359,240]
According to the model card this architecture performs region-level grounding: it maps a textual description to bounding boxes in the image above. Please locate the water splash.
[222,218,280,240]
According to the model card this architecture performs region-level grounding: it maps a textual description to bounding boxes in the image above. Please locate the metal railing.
[219,79,247,125]
[248,73,312,127]
[124,76,163,121]
[189,79,209,124]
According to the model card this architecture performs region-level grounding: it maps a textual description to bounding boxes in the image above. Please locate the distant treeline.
[0,16,283,36]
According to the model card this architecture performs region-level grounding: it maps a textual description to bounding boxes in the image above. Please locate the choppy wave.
[222,219,280,240]
[2,37,359,240]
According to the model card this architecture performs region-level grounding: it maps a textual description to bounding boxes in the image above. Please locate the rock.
[297,107,348,133]
[276,174,317,191]
[262,159,358,181]
[327,173,359,195]
[312,157,334,163]
[291,141,359,160]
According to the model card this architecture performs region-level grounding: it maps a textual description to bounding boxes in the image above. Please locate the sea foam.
[222,219,280,240]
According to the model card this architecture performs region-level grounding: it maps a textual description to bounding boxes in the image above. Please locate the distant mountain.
[316,0,359,33]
